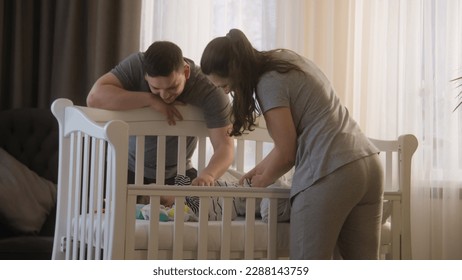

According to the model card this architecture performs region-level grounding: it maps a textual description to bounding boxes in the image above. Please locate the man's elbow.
[86,94,93,107]
[86,91,99,108]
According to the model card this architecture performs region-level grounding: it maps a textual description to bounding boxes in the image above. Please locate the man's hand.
[149,94,184,125]
[191,173,215,186]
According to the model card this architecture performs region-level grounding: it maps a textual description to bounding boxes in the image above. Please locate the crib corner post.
[51,99,74,260]
[105,120,129,259]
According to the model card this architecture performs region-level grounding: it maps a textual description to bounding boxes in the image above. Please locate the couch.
[0,108,59,260]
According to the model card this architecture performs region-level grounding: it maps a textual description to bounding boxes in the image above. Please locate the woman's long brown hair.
[201,29,302,136]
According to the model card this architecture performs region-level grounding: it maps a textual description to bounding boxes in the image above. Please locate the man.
[87,41,234,187]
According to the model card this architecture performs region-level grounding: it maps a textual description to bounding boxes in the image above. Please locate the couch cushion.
[0,148,57,235]
[0,108,59,184]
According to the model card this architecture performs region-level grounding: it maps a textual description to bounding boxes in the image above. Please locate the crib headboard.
[369,134,418,259]
[51,98,131,259]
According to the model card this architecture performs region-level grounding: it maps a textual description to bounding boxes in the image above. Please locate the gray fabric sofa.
[0,108,59,260]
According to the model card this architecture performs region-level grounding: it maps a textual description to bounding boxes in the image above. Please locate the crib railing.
[124,185,289,259]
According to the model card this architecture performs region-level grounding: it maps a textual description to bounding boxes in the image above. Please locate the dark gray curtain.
[0,0,141,110]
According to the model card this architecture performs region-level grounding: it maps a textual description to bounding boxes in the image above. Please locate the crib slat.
[94,139,106,260]
[173,197,185,259]
[79,134,91,260]
[125,194,138,260]
[86,137,97,259]
[86,137,101,259]
[177,136,187,175]
[135,136,145,185]
[147,196,161,259]
[72,132,83,260]
[244,198,256,259]
[267,198,278,259]
[220,197,233,259]
[156,136,166,184]
[197,197,210,259]
[102,145,113,259]
[197,137,207,172]
[391,200,402,259]
[385,151,393,188]
[65,132,77,260]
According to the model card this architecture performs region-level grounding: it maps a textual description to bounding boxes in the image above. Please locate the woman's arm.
[240,106,297,188]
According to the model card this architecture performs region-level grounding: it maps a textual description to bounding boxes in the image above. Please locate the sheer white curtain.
[140,0,277,62]
[140,0,279,169]
[341,0,462,260]
[291,0,462,260]
[140,0,462,259]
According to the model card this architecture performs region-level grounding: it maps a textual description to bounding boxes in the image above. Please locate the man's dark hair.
[143,41,184,77]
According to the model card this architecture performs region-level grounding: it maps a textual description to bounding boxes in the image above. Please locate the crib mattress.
[73,215,290,257]
[133,222,391,259]
[72,216,389,258]
[133,218,290,252]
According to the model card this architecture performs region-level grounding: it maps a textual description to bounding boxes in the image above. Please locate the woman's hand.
[239,168,268,188]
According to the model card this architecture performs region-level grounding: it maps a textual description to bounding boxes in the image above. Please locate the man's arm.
[87,72,182,124]
[191,125,234,186]
[87,72,153,110]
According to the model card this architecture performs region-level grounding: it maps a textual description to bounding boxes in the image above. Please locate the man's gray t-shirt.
[111,53,231,179]
[256,50,379,198]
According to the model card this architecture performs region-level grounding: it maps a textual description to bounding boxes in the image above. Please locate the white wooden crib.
[50,98,417,260]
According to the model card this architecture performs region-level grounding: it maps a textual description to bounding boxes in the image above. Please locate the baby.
[140,170,291,222]
[160,174,250,221]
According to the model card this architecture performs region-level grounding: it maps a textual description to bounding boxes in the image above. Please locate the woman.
[200,29,384,259]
